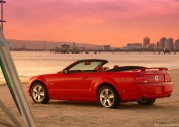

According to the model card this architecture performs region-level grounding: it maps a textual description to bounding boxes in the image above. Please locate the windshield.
[69,61,102,72]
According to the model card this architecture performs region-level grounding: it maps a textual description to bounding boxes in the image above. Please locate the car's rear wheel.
[98,86,120,108]
[137,98,156,105]
[31,82,49,104]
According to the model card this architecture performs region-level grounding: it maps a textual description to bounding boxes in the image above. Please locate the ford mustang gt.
[27,59,174,108]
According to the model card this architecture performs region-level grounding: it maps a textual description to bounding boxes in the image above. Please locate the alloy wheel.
[100,88,115,107]
[32,84,45,103]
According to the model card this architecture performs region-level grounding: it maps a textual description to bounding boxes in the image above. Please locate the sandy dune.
[0,69,179,127]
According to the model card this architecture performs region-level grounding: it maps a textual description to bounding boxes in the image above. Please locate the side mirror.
[63,69,68,74]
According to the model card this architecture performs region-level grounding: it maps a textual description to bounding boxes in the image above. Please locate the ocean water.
[0,51,179,84]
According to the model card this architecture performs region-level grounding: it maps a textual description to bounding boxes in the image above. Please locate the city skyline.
[125,37,179,51]
[4,0,179,46]
[8,36,179,50]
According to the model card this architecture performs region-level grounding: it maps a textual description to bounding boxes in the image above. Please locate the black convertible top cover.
[107,66,145,72]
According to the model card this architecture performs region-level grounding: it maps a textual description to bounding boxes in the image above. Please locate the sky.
[3,0,179,47]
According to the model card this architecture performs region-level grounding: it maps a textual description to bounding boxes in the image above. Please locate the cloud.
[6,0,179,25]
[4,0,179,45]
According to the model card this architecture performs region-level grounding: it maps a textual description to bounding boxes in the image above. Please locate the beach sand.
[0,69,179,127]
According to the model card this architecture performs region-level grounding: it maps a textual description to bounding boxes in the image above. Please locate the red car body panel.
[27,66,174,103]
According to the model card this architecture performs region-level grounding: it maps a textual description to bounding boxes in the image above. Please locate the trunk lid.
[135,68,171,84]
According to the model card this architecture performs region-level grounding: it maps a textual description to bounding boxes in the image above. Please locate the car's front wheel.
[137,98,156,105]
[31,82,49,104]
[98,86,120,108]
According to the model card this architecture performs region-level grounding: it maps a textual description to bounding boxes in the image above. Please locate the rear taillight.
[164,74,171,82]
[135,75,147,84]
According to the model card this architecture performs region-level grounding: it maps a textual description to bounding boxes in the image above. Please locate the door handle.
[82,76,88,79]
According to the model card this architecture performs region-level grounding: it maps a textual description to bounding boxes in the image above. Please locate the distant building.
[72,42,76,50]
[143,37,150,48]
[164,38,174,51]
[148,44,156,50]
[157,37,166,51]
[156,42,160,50]
[174,39,179,50]
[127,43,142,50]
[103,45,111,50]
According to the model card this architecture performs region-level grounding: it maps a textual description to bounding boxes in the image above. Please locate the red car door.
[53,72,93,100]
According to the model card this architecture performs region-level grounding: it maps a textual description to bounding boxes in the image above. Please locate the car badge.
[155,76,159,81]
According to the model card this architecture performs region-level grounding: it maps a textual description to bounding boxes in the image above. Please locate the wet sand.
[0,69,179,127]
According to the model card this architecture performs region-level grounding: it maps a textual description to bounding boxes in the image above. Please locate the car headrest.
[97,66,104,72]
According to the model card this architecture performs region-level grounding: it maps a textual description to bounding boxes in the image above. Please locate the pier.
[50,48,178,55]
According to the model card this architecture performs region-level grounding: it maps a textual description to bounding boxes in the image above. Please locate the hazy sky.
[4,0,179,46]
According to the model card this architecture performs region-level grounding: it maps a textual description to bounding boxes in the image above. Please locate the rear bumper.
[138,82,174,99]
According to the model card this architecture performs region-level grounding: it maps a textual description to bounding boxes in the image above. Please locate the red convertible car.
[27,59,173,108]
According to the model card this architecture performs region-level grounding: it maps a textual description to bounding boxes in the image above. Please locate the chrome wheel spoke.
[39,86,42,92]
[40,92,44,96]
[33,88,37,93]
[100,94,105,99]
[34,94,38,99]
[107,99,112,106]
[104,89,109,95]
[108,94,114,99]
[103,100,107,106]
[37,95,41,101]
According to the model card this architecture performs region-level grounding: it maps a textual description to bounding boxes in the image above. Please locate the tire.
[31,82,49,104]
[137,98,156,105]
[98,86,120,108]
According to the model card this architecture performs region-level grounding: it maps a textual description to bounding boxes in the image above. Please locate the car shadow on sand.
[45,100,176,110]
[48,100,98,107]
[119,103,164,110]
